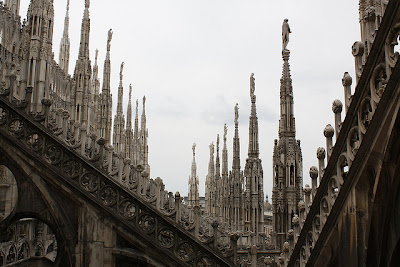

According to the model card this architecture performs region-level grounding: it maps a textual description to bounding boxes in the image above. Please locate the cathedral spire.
[222,124,228,176]
[59,0,70,74]
[78,0,90,60]
[188,143,199,207]
[232,103,241,170]
[278,50,296,138]
[248,73,260,158]
[215,134,221,179]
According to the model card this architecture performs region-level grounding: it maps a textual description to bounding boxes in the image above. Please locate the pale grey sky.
[20,0,360,199]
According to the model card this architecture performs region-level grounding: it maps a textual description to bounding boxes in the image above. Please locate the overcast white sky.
[20,0,360,199]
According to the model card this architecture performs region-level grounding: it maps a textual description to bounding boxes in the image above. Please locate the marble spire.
[59,0,70,74]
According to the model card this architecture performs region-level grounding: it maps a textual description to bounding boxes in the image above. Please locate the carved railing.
[286,1,400,266]
[0,71,236,266]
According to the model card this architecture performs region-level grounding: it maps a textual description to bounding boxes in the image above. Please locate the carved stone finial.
[342,72,353,86]
[129,84,132,98]
[332,99,343,114]
[309,166,318,179]
[324,124,334,138]
[143,96,146,106]
[95,49,99,61]
[282,18,291,51]
[85,0,90,8]
[250,73,255,97]
[317,147,326,160]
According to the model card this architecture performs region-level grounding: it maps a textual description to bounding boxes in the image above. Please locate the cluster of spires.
[188,72,265,238]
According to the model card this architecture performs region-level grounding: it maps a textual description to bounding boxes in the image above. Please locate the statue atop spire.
[107,29,113,51]
[85,0,90,8]
[282,19,291,51]
[120,62,124,81]
[250,73,255,97]
[224,124,227,144]
[192,143,196,157]
[235,103,239,124]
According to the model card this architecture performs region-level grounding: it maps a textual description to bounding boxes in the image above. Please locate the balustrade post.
[250,245,257,267]
[175,192,182,223]
[80,126,87,156]
[74,122,81,142]
[62,110,70,141]
[283,241,290,266]
[317,147,326,183]
[293,215,300,243]
[304,185,312,214]
[123,158,131,185]
[107,146,114,174]
[324,124,334,161]
[352,41,365,83]
[332,99,343,140]
[309,166,318,199]
[193,205,200,239]
[97,138,106,165]
[342,72,353,113]
[118,152,124,183]
[298,201,305,227]
[212,220,219,248]
[155,177,163,210]
[25,86,32,114]
[288,229,294,253]
[41,99,52,128]
[230,232,239,266]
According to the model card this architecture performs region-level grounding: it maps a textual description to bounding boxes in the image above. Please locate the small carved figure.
[192,143,196,155]
[120,62,124,81]
[234,103,239,123]
[107,29,113,51]
[282,19,291,51]
[224,124,227,143]
[250,73,255,97]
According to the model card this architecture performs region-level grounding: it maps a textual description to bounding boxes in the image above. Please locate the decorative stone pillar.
[304,185,312,213]
[332,99,343,139]
[230,232,239,266]
[193,205,200,239]
[323,124,334,161]
[175,192,182,223]
[309,167,318,200]
[212,220,219,248]
[316,147,326,183]
[342,72,353,113]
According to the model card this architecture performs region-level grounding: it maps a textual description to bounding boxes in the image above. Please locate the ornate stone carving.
[26,132,43,151]
[61,159,80,178]
[177,242,195,262]
[158,228,175,248]
[80,172,99,192]
[119,200,136,219]
[9,119,24,137]
[99,186,118,206]
[44,144,62,165]
[138,214,156,233]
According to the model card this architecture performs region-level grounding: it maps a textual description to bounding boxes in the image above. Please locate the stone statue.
[235,103,239,123]
[224,124,227,143]
[282,19,291,51]
[107,29,113,51]
[192,143,196,156]
[250,73,255,97]
[95,49,99,61]
[120,62,124,81]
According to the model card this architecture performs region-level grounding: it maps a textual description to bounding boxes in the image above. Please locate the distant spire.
[93,49,99,95]
[248,73,259,158]
[222,124,228,176]
[188,143,199,206]
[126,84,133,130]
[59,0,70,73]
[215,134,221,179]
